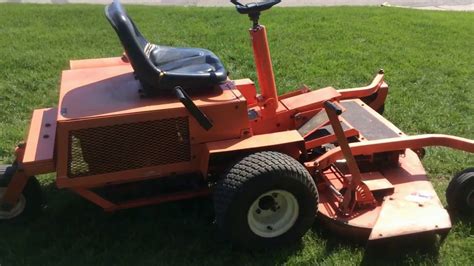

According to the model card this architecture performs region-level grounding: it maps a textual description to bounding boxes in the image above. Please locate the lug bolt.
[267,226,273,231]
[272,193,278,198]
[256,209,261,214]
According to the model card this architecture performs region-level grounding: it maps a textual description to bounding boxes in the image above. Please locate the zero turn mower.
[1,0,473,249]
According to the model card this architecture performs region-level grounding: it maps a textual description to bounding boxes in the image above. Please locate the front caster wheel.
[0,165,43,223]
[446,168,474,216]
[213,151,318,249]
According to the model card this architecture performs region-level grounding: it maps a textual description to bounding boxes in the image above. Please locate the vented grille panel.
[68,117,190,178]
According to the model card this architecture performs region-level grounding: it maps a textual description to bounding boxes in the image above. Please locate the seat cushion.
[147,45,227,89]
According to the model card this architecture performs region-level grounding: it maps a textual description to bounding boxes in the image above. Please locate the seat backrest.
[105,0,161,93]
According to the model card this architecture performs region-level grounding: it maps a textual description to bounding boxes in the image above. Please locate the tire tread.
[213,151,317,231]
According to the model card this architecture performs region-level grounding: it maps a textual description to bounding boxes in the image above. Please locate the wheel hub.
[0,188,26,220]
[247,189,299,238]
[258,195,276,211]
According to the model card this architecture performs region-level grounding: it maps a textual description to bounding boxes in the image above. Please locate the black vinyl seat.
[105,0,228,96]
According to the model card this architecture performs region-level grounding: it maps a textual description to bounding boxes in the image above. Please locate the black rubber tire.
[0,164,43,223]
[213,151,318,249]
[446,168,474,216]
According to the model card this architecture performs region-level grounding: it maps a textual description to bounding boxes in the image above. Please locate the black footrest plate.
[341,101,400,140]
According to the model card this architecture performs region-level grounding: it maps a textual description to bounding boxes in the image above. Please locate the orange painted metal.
[22,108,57,175]
[72,188,116,210]
[280,87,341,113]
[57,66,244,121]
[1,108,57,207]
[318,169,382,232]
[250,25,278,117]
[368,150,451,241]
[69,57,129,70]
[367,82,388,112]
[234,79,257,106]
[313,134,474,170]
[278,85,311,100]
[72,186,210,212]
[52,63,248,202]
[247,86,343,135]
[57,162,193,189]
[105,188,210,212]
[324,101,376,215]
[0,169,29,209]
[304,127,359,151]
[309,99,465,241]
[206,130,305,158]
[337,72,388,112]
[317,150,452,241]
[54,65,250,184]
[14,145,25,166]
[360,171,394,194]
[320,169,394,196]
[338,71,385,99]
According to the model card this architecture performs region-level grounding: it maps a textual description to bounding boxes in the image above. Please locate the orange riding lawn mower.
[1,0,473,249]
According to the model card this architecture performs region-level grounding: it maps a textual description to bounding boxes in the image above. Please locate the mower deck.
[311,100,453,242]
[318,150,451,241]
[368,151,451,241]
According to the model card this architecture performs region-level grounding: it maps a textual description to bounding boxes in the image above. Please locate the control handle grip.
[324,101,343,115]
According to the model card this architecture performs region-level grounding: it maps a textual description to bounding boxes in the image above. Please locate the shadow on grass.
[310,217,445,266]
[361,235,442,266]
[0,184,304,266]
[1,182,465,265]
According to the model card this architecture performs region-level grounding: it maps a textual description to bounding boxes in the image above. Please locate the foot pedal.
[297,110,329,138]
[341,100,401,140]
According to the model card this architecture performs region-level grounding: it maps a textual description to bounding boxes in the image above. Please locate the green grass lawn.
[0,3,473,265]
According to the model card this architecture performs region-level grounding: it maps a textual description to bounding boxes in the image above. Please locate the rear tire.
[446,168,474,216]
[0,165,43,223]
[213,151,318,248]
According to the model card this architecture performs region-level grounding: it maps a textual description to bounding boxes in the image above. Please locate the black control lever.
[174,87,213,131]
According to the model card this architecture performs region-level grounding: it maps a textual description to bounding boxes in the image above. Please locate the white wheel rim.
[0,188,26,220]
[247,190,299,238]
